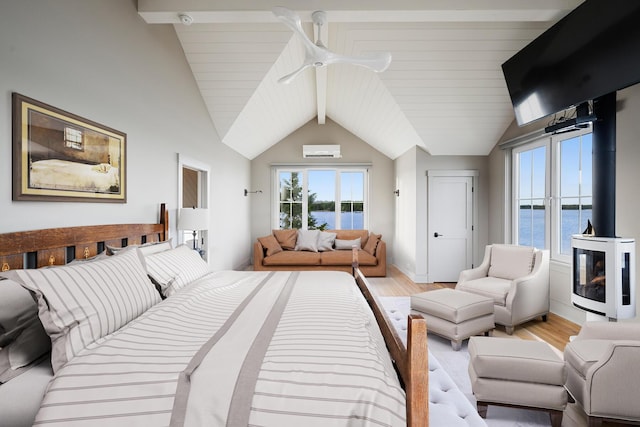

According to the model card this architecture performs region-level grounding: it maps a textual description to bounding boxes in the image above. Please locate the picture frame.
[12,92,126,203]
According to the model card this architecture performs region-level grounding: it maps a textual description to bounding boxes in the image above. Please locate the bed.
[29,159,120,193]
[0,203,458,426]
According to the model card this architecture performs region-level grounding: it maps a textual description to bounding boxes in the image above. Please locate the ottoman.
[468,336,568,427]
[410,288,495,350]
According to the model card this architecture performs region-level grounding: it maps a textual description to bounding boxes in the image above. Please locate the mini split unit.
[302,145,342,158]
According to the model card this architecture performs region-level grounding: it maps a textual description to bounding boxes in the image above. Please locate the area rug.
[379,296,587,427]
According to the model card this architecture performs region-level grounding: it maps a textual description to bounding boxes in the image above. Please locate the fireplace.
[571,235,636,319]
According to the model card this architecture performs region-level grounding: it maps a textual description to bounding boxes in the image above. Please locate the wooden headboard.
[0,203,168,271]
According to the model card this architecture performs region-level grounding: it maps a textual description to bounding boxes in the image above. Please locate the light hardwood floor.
[369,265,581,351]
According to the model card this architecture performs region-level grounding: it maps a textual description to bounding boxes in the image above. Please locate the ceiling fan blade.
[277,61,314,84]
[272,7,320,57]
[327,51,392,73]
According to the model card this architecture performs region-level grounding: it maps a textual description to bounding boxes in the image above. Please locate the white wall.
[488,84,640,324]
[393,147,418,278]
[0,0,252,270]
[250,118,395,262]
[391,147,490,282]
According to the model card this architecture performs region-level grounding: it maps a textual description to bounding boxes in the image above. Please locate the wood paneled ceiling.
[138,0,583,159]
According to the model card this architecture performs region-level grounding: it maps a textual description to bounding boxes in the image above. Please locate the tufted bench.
[384,299,487,426]
[411,288,495,350]
[468,336,568,427]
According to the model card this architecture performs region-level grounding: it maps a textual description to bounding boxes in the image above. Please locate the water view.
[519,208,591,254]
[311,211,363,230]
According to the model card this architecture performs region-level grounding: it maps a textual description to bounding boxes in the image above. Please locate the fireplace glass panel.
[573,247,605,303]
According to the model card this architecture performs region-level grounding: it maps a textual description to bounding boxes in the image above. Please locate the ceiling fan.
[273,6,392,84]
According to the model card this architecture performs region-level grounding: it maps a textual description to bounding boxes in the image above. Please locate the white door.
[428,173,475,282]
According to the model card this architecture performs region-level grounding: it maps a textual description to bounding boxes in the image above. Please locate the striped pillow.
[7,246,160,373]
[144,245,210,297]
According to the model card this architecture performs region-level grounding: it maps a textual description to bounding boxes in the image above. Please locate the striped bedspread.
[33,270,406,426]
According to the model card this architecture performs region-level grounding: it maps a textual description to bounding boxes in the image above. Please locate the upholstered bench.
[468,336,568,427]
[410,288,495,350]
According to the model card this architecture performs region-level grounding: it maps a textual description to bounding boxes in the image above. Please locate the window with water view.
[513,129,592,260]
[277,168,367,230]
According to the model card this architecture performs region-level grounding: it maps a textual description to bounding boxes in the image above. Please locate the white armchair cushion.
[455,276,511,306]
[488,244,534,280]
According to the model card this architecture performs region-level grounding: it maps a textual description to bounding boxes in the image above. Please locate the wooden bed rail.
[0,203,168,271]
[354,268,429,427]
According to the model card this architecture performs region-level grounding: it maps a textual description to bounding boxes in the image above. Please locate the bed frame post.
[406,314,429,426]
[353,268,430,427]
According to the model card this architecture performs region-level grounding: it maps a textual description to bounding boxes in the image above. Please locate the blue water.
[519,208,591,253]
[313,209,587,248]
[311,211,363,230]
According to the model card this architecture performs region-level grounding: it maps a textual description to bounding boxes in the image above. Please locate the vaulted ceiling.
[138,0,582,159]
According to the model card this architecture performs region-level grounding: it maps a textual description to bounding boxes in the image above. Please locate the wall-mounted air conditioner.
[302,144,341,158]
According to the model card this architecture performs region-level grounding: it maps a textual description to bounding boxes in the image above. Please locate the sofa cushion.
[295,229,320,252]
[455,276,511,306]
[317,231,336,252]
[363,233,381,256]
[564,339,611,378]
[273,229,297,250]
[262,251,321,266]
[258,234,282,257]
[488,244,534,280]
[328,230,368,247]
[320,249,377,266]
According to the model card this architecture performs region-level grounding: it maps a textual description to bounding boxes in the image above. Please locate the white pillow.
[106,238,173,256]
[5,246,160,373]
[144,245,210,297]
[334,238,361,250]
[317,231,336,252]
[294,229,320,252]
[137,239,173,256]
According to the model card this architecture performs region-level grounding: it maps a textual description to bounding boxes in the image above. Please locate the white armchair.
[455,244,550,334]
[564,321,640,426]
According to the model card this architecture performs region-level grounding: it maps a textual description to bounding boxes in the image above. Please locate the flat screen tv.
[502,0,640,126]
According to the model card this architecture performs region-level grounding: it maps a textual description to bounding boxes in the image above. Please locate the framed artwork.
[12,92,126,203]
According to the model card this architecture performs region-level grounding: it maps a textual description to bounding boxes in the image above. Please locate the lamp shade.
[178,208,209,231]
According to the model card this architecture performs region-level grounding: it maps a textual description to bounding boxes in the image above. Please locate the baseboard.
[391,264,428,283]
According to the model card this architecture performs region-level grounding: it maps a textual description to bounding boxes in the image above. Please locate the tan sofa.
[253,229,386,277]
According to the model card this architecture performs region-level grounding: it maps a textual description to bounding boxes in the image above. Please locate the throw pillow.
[145,245,210,297]
[258,234,283,257]
[488,244,535,280]
[106,239,173,256]
[317,231,337,252]
[334,238,361,250]
[295,229,320,252]
[363,233,381,255]
[5,246,160,373]
[273,229,297,250]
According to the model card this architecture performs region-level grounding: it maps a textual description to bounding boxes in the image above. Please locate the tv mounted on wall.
[502,0,640,126]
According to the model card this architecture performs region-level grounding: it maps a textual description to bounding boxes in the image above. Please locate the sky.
[279,170,364,202]
[518,132,592,202]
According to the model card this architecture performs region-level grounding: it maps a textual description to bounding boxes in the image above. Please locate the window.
[275,167,367,230]
[511,128,592,262]
[555,131,592,257]
[64,126,83,150]
[514,143,548,249]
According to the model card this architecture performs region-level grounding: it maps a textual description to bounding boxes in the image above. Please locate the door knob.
[434,232,443,237]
